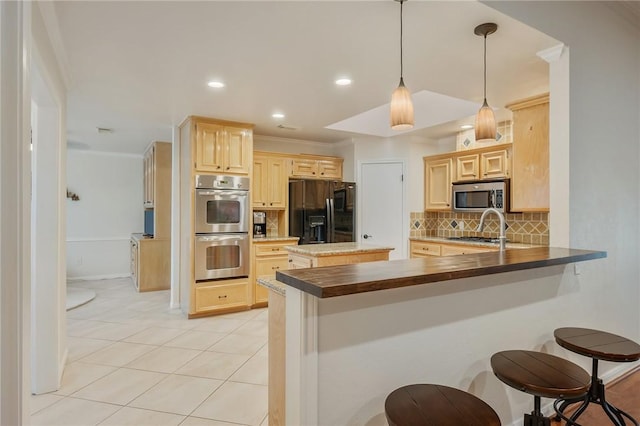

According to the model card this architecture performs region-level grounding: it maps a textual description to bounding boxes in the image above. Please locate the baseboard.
[58,347,68,386]
[67,273,130,282]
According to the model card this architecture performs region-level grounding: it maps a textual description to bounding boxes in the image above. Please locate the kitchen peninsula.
[270,247,606,426]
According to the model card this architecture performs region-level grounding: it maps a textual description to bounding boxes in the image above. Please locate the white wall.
[66,150,142,279]
[254,135,339,156]
[485,0,640,338]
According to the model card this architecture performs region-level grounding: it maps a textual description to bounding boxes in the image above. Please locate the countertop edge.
[257,277,286,296]
[275,247,607,298]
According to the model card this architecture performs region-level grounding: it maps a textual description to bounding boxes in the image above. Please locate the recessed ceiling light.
[272,113,285,119]
[460,124,474,130]
[335,78,352,86]
[207,81,225,88]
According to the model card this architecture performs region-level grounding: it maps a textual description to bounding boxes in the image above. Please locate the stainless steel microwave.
[452,179,509,213]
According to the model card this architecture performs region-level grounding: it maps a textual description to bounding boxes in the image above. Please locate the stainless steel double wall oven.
[194,175,250,281]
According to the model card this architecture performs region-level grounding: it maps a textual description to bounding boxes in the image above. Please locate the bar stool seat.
[491,350,591,426]
[384,384,501,426]
[554,327,640,426]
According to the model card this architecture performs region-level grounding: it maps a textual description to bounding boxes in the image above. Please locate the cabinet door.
[252,157,268,208]
[424,158,453,211]
[195,122,224,172]
[317,160,342,179]
[288,253,313,269]
[291,158,318,177]
[224,126,251,174]
[480,149,509,179]
[267,158,287,209]
[511,101,549,211]
[455,154,479,181]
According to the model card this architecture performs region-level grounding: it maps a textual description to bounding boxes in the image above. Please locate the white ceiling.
[48,1,560,154]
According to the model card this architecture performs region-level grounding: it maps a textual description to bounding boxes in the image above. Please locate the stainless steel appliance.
[194,175,250,281]
[253,211,266,238]
[452,179,509,213]
[194,234,249,281]
[289,179,356,245]
[195,175,249,234]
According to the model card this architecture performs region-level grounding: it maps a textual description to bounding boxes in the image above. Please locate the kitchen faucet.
[477,208,507,251]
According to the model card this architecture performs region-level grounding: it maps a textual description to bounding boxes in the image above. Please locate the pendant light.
[474,22,498,142]
[390,0,414,131]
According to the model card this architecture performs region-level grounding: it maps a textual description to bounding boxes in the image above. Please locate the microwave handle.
[489,190,496,208]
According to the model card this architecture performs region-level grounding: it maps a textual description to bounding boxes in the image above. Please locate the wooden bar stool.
[491,350,591,426]
[554,327,640,426]
[384,384,501,426]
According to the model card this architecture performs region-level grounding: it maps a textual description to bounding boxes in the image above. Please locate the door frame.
[356,159,408,259]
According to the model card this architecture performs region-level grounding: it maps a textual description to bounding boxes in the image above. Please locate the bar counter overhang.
[271,247,609,426]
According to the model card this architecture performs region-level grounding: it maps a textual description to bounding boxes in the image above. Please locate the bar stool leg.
[524,396,551,426]
[556,358,639,426]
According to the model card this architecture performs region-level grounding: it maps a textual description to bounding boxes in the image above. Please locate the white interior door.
[358,161,406,260]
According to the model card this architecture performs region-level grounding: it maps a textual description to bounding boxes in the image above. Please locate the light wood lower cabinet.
[192,277,249,317]
[130,235,170,292]
[252,239,298,307]
[268,290,286,426]
[409,239,498,258]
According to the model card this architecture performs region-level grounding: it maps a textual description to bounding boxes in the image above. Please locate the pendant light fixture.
[474,22,498,142]
[390,0,414,131]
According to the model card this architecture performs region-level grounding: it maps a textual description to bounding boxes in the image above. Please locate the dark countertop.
[275,247,606,298]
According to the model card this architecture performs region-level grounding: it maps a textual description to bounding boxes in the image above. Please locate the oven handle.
[195,234,248,243]
[196,190,248,197]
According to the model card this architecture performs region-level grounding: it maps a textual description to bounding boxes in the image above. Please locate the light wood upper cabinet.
[507,93,549,212]
[454,148,510,182]
[480,148,510,179]
[424,157,453,211]
[455,154,480,181]
[253,152,287,209]
[290,155,343,179]
[317,159,342,179]
[195,122,251,174]
[142,141,171,238]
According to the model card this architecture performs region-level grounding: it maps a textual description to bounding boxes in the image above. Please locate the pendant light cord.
[400,0,404,80]
[483,34,487,101]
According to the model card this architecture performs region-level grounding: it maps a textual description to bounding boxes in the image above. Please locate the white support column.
[0,0,32,423]
[537,44,570,247]
[170,126,180,309]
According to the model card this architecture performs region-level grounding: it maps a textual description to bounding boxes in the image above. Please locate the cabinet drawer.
[255,256,289,277]
[195,282,248,312]
[410,241,441,257]
[255,244,291,256]
[440,244,495,256]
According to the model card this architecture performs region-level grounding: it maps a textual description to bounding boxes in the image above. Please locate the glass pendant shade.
[390,78,414,130]
[475,99,496,141]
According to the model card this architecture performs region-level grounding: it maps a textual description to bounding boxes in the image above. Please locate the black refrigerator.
[289,179,356,245]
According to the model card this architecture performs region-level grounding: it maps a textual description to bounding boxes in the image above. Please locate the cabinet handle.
[272,248,279,251]
[218,295,228,299]
[288,259,293,262]
[226,166,230,170]
[216,166,221,169]
[262,202,266,206]
[272,266,280,270]
[320,172,324,175]
[312,172,316,175]
[270,202,273,206]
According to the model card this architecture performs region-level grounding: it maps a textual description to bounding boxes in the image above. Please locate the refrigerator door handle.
[325,198,331,243]
[329,198,335,243]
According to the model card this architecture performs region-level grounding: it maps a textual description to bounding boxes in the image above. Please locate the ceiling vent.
[277,124,300,131]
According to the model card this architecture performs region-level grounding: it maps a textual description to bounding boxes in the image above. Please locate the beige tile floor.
[31,277,269,426]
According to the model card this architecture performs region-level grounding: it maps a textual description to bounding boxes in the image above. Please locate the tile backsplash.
[456,120,513,151]
[266,211,279,236]
[410,211,549,245]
